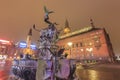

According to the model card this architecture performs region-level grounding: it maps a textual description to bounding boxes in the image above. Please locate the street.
[0,62,120,80]
[76,63,120,80]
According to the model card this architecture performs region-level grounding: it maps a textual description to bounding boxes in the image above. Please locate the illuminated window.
[93,36,101,49]
[88,42,92,46]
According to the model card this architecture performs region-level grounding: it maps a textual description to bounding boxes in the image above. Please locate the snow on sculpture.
[34,6,76,80]
[9,6,76,80]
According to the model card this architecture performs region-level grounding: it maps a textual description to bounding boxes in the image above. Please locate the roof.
[59,26,102,40]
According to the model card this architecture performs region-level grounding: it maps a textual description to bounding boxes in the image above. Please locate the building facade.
[57,26,115,62]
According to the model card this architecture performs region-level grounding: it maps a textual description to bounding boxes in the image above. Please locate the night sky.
[0,0,120,55]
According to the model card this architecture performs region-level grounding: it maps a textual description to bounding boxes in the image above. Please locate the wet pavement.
[0,61,120,80]
[76,63,120,80]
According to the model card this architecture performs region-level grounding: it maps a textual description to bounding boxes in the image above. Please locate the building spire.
[65,19,69,28]
[64,19,71,34]
[26,28,32,49]
[28,28,32,36]
[90,18,95,28]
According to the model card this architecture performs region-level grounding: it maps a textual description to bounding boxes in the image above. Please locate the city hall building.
[57,25,115,62]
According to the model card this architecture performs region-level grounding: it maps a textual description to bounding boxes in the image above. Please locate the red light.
[0,39,10,44]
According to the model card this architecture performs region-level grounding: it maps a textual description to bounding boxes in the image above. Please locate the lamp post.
[67,42,73,59]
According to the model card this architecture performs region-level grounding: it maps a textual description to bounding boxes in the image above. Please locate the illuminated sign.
[19,42,27,48]
[30,44,36,50]
[19,41,36,50]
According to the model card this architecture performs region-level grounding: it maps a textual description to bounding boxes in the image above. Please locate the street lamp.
[67,42,73,59]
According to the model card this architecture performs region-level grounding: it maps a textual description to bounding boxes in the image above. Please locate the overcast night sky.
[0,0,120,55]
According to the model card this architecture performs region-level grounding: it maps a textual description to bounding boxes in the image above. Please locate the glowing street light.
[67,42,73,47]
[67,42,73,59]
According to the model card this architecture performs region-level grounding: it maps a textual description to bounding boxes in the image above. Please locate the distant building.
[15,41,38,59]
[57,26,115,62]
[15,29,38,59]
[0,39,15,60]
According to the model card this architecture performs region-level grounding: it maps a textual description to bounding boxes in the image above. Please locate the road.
[0,61,120,80]
[76,63,120,80]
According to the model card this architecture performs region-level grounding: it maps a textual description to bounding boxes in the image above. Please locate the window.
[80,42,83,47]
[93,36,101,49]
[76,43,78,47]
[88,42,92,46]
